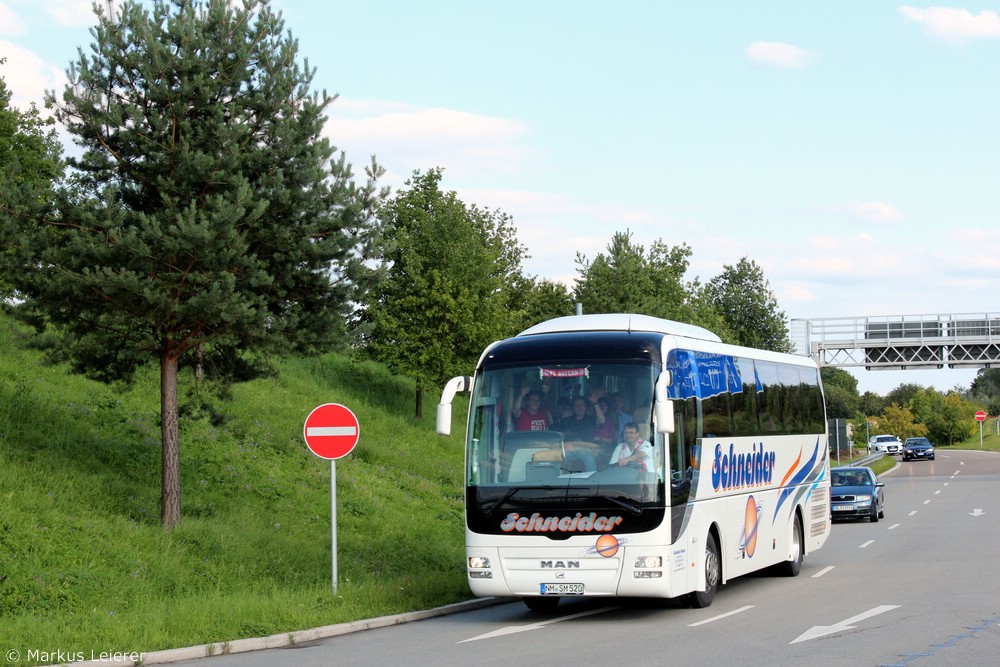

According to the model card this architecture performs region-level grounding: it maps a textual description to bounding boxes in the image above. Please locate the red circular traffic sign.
[304,403,360,460]
[975,410,988,422]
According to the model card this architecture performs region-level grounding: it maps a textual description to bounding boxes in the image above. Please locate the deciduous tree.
[705,257,794,353]
[511,276,574,330]
[573,231,731,338]
[363,168,525,417]
[0,62,63,300]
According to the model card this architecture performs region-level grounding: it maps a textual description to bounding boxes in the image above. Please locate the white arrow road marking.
[687,605,754,627]
[790,605,900,644]
[970,509,985,517]
[458,606,617,643]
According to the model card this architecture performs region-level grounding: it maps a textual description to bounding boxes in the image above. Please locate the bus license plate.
[541,583,584,595]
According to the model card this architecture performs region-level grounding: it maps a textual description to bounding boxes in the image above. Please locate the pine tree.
[3,0,383,527]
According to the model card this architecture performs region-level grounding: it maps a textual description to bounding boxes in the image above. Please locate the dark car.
[902,437,935,461]
[830,466,884,522]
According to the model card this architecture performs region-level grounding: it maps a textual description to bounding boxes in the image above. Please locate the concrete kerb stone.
[62,597,513,666]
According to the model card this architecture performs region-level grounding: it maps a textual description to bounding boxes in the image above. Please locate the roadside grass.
[0,315,469,664]
[953,429,1000,452]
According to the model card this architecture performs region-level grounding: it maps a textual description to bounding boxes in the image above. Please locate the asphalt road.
[161,449,1000,667]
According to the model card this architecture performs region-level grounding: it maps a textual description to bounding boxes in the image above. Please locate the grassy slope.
[0,315,469,661]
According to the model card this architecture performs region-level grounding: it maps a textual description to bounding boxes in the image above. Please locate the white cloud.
[0,2,26,36]
[324,99,536,185]
[845,201,905,223]
[0,39,66,109]
[29,0,97,27]
[745,41,816,69]
[899,6,1000,44]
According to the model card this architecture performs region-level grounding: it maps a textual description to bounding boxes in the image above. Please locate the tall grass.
[0,315,470,663]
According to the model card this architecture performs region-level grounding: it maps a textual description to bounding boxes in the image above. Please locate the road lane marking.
[790,605,901,644]
[688,605,754,627]
[923,500,931,505]
[970,509,985,517]
[888,524,900,530]
[934,490,941,495]
[859,540,874,548]
[812,566,835,578]
[909,511,917,516]
[458,606,617,643]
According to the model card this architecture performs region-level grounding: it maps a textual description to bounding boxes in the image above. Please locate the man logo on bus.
[737,495,763,559]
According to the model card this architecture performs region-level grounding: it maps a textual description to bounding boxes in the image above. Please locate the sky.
[2,1,999,396]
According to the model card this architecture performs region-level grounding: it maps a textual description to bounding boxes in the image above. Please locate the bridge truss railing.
[790,313,1000,370]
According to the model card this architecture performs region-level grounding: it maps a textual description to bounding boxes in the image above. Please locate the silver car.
[869,434,903,455]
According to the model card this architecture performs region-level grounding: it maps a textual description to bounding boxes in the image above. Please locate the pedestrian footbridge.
[790,313,1000,370]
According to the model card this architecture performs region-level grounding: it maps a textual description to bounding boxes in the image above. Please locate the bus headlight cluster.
[634,556,663,578]
[468,556,492,579]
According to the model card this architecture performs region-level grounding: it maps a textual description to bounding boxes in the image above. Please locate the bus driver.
[609,423,653,471]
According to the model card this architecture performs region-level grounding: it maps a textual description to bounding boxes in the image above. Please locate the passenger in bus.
[610,392,634,443]
[556,395,605,472]
[592,396,616,448]
[558,395,605,441]
[609,423,654,471]
[554,397,573,424]
[511,386,553,431]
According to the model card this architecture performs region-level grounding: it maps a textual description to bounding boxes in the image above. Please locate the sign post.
[976,410,987,449]
[304,403,360,593]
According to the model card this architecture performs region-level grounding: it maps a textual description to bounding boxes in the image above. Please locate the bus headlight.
[468,556,492,579]
[634,556,662,569]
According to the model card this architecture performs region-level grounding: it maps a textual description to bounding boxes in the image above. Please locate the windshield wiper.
[482,487,523,517]
[597,494,643,516]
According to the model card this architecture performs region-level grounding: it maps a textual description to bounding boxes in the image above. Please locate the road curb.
[64,597,513,666]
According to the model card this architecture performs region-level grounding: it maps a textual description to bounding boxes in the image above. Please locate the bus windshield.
[466,361,664,508]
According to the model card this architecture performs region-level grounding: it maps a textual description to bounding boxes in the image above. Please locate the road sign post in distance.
[304,403,360,460]
[976,410,987,449]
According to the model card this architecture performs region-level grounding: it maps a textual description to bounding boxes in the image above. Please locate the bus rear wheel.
[782,514,803,577]
[690,532,719,608]
[523,596,560,613]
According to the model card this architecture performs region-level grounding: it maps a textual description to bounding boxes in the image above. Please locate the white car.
[869,434,903,455]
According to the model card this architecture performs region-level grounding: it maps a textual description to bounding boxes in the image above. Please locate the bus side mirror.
[436,375,473,436]
[654,370,675,434]
[436,404,453,436]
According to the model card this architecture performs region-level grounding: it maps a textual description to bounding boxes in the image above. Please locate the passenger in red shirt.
[512,387,553,431]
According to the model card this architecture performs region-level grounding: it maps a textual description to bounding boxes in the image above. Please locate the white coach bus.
[436,314,831,611]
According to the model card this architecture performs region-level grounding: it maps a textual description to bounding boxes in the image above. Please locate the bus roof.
[517,314,723,343]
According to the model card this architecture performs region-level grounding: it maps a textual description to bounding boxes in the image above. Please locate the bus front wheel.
[690,532,719,608]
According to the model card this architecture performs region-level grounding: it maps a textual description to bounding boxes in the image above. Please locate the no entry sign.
[304,403,360,460]
[976,410,988,422]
